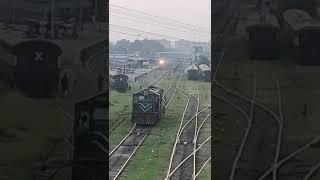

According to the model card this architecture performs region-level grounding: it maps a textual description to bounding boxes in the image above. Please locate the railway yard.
[109,62,211,180]
[213,0,320,179]
[0,29,106,179]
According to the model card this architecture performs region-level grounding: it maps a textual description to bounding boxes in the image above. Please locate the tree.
[129,40,143,52]
[114,39,131,53]
[140,39,165,55]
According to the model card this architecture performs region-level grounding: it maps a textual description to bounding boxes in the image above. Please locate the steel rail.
[303,161,320,180]
[165,89,190,179]
[176,104,212,141]
[258,136,320,180]
[166,87,200,180]
[273,80,284,180]
[166,136,212,179]
[165,71,183,109]
[193,87,200,179]
[109,123,136,156]
[112,133,149,180]
[194,157,212,179]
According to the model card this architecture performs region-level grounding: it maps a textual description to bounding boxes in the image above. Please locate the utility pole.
[50,0,55,39]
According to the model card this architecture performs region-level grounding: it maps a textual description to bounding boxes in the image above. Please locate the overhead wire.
[110,4,210,42]
[110,7,211,36]
[110,24,186,40]
[110,4,210,33]
[109,11,210,41]
[109,10,190,33]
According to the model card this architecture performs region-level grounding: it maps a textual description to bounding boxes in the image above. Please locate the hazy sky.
[109,0,211,43]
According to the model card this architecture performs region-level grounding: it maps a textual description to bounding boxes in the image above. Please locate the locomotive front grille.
[132,113,159,125]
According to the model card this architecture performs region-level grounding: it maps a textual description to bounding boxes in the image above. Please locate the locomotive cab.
[132,86,165,125]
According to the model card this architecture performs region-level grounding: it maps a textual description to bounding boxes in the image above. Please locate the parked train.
[187,64,200,80]
[132,86,165,125]
[245,12,280,59]
[282,9,320,65]
[187,63,211,82]
[198,64,211,82]
[0,40,62,97]
[109,73,129,93]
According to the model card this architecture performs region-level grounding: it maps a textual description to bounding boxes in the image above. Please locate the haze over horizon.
[109,0,211,43]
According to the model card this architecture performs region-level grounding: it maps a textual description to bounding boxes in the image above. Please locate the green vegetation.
[115,74,211,180]
[109,81,139,150]
[0,62,99,180]
[120,93,187,180]
[109,75,173,150]
[198,165,211,179]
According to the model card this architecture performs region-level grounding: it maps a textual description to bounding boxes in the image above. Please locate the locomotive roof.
[245,12,280,29]
[187,64,198,70]
[198,64,211,71]
[283,9,320,31]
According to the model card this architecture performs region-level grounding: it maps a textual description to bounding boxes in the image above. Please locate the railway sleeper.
[110,153,131,160]
[176,141,194,146]
[133,128,150,134]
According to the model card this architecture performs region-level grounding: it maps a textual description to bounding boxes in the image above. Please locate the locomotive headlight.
[159,59,164,65]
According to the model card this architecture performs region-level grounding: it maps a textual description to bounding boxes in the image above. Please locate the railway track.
[194,108,212,179]
[177,88,212,180]
[109,64,184,180]
[258,136,320,180]
[214,35,320,180]
[109,124,151,180]
[213,3,281,178]
[213,44,282,179]
[213,0,320,179]
[165,88,211,180]
[165,87,199,180]
[214,58,320,180]
[164,71,183,110]
[137,68,167,88]
[214,80,279,179]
